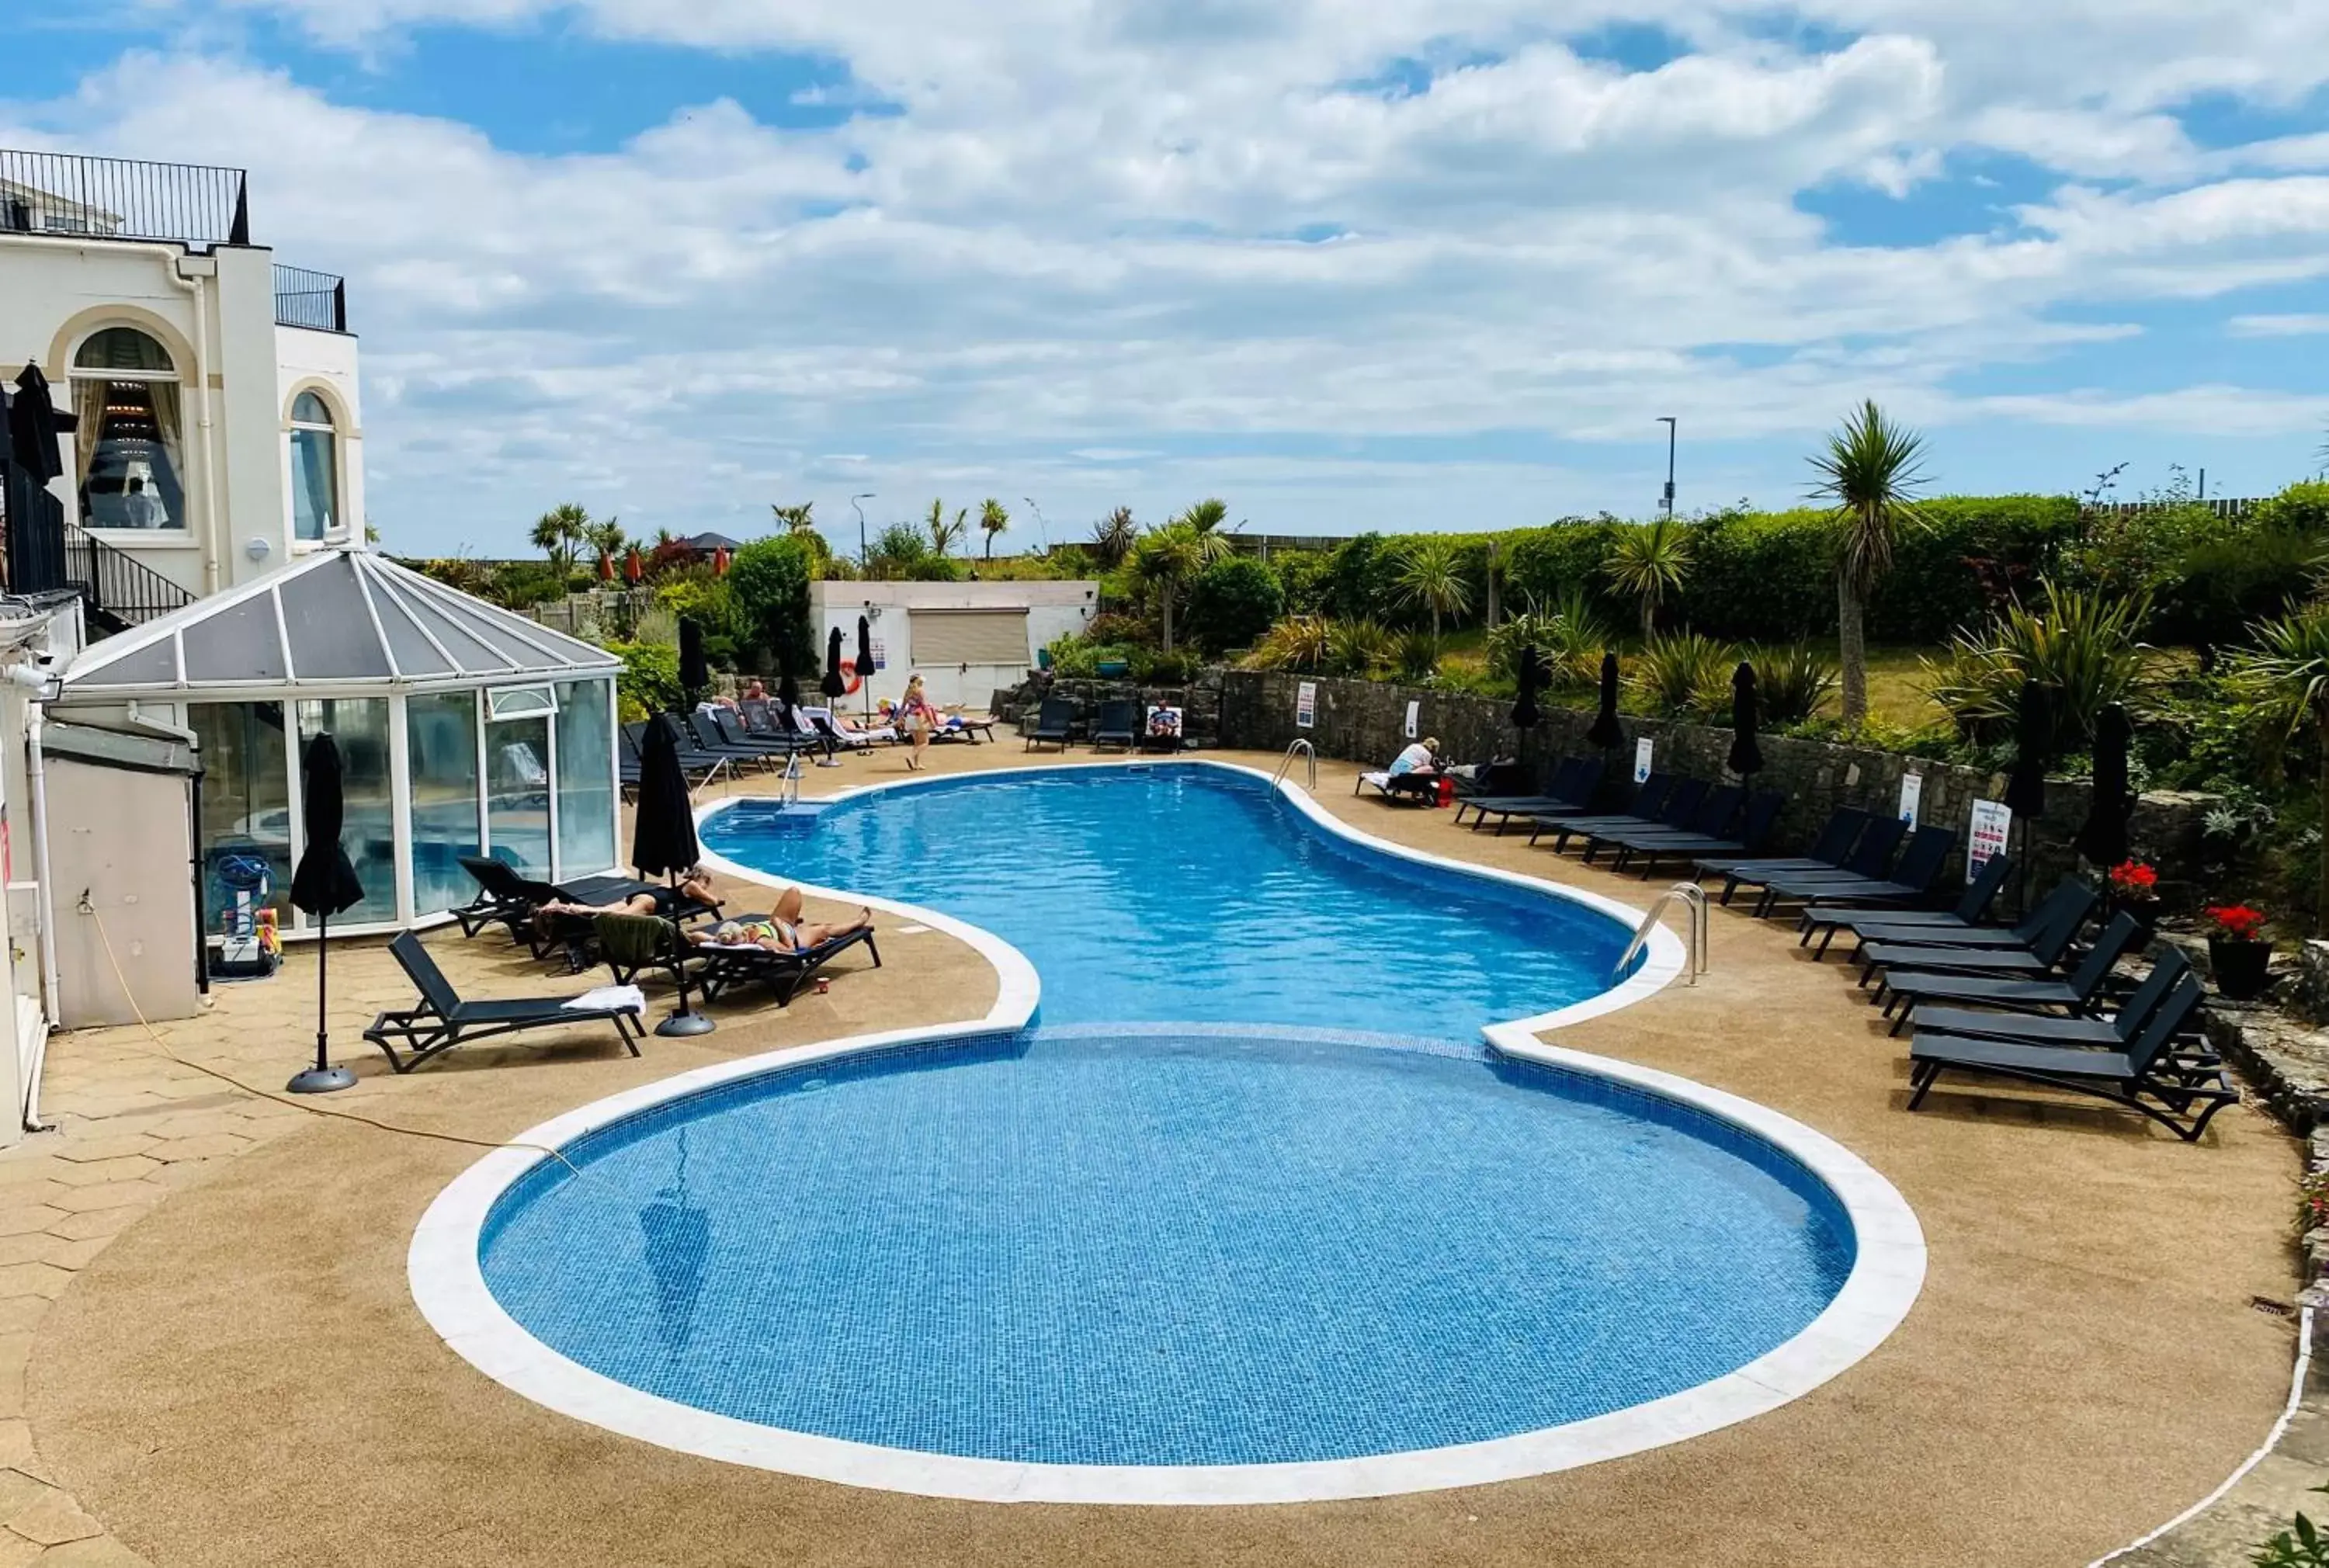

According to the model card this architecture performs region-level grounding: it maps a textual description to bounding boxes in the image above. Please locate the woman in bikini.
[533,867,720,924]
[688,893,875,953]
[897,674,942,771]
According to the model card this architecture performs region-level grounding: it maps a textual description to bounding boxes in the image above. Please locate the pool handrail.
[1616,881,1707,986]
[1273,738,1317,792]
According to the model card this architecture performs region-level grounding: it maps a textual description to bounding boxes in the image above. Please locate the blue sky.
[4,1,2327,557]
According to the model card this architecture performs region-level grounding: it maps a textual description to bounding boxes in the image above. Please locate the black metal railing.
[61,518,196,633]
[273,264,348,332]
[0,148,248,249]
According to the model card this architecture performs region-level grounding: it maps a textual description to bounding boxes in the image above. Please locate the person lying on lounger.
[689,904,874,953]
[534,867,720,924]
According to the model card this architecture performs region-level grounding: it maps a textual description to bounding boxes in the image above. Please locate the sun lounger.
[1596,791,1784,876]
[1831,873,2088,965]
[706,708,815,763]
[1455,758,1606,832]
[1862,883,2099,991]
[1092,699,1138,752]
[622,722,728,792]
[1578,785,1745,866]
[1799,852,2018,956]
[1873,911,2140,1033]
[1906,980,2233,1141]
[1912,949,2192,1046]
[932,712,998,744]
[1526,775,1698,849]
[453,855,694,948]
[1711,814,1904,907]
[592,911,720,991]
[1357,765,1441,803]
[1024,696,1073,751]
[1748,824,1957,917]
[694,924,882,1006]
[1692,807,1868,887]
[363,931,647,1073]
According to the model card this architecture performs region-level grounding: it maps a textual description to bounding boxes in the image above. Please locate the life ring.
[836,659,866,695]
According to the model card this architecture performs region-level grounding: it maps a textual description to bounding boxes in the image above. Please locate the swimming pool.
[414,760,1924,1503]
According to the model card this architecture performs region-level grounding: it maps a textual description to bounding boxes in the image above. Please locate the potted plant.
[2107,859,2161,940]
[2202,903,2274,1002]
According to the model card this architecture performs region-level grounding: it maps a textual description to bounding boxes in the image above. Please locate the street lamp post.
[851,492,876,571]
[1657,417,1677,522]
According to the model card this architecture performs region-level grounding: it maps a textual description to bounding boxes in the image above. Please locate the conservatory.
[55,548,621,937]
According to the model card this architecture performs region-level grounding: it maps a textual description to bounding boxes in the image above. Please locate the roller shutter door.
[910,609,1030,667]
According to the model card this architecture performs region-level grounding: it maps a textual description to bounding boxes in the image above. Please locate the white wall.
[275,321,364,557]
[814,580,1098,709]
[0,234,366,600]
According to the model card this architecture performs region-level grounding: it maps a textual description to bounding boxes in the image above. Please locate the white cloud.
[9,2,2329,549]
[2227,314,2329,337]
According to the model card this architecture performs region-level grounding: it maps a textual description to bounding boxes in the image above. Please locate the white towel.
[563,984,645,1015]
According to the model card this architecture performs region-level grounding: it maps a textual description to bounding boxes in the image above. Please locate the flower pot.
[2209,936,2275,1002]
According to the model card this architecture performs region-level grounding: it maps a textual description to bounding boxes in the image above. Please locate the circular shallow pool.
[479,1026,1855,1469]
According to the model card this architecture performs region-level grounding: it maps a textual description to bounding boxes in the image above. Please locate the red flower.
[2204,904,2268,942]
[2108,859,2158,897]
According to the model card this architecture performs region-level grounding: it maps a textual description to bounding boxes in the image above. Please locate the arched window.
[287,390,339,542]
[69,327,185,532]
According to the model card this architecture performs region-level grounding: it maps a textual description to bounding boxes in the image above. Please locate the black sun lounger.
[1529,775,1703,851]
[1835,874,2089,965]
[1911,948,2191,1047]
[1024,696,1073,751]
[1715,814,1904,907]
[1748,824,1957,917]
[1862,881,2098,991]
[1576,785,1742,864]
[363,931,646,1073]
[1455,758,1605,832]
[1692,807,1868,891]
[1798,851,2016,957]
[1873,911,2141,1034]
[694,924,883,1006]
[453,855,697,946]
[1092,699,1137,752]
[1601,791,1784,877]
[1907,979,2232,1142]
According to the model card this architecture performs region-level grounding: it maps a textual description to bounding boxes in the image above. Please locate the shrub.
[866,522,931,580]
[604,639,682,715]
[1748,642,1840,725]
[1241,615,1332,672]
[1130,647,1203,684]
[1328,618,1397,678]
[726,536,821,679]
[1504,518,1630,628]
[1393,633,1440,682]
[1487,588,1608,686]
[1273,550,1336,616]
[907,557,966,581]
[486,560,571,611]
[1182,556,1283,654]
[1921,579,2152,748]
[1083,612,1150,644]
[1630,632,1737,716]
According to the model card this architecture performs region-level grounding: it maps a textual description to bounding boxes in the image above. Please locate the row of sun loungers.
[1024,696,1174,754]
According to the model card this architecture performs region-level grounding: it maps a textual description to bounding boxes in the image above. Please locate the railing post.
[332,277,346,333]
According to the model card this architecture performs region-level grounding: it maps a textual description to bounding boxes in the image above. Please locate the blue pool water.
[482,1027,1855,1465]
[698,764,1636,1035]
[477,764,1859,1469]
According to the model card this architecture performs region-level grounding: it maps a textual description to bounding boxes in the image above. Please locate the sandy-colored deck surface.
[3,741,2305,1567]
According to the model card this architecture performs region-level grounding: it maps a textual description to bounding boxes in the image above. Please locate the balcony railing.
[273,264,348,332]
[0,148,248,249]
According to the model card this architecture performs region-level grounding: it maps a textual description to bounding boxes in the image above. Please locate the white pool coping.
[408,757,1925,1505]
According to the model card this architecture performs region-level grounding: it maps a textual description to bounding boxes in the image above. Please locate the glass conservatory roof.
[62,548,620,694]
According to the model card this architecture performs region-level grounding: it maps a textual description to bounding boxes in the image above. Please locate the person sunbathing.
[689,904,874,954]
[534,868,720,924]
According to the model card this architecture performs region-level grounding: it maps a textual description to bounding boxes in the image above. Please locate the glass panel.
[294,697,397,924]
[289,426,337,541]
[75,327,172,373]
[179,594,285,683]
[486,714,552,876]
[370,578,457,678]
[406,691,481,918]
[488,685,555,718]
[72,374,185,529]
[554,679,616,878]
[291,390,331,425]
[189,702,291,929]
[281,560,387,678]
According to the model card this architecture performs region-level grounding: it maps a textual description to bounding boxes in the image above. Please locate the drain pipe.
[163,257,224,596]
[5,666,61,1133]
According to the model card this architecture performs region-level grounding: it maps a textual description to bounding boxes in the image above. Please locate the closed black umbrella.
[633,713,712,1036]
[286,733,366,1093]
[1509,643,1543,730]
[2004,679,2051,915]
[6,363,68,482]
[821,626,847,699]
[1728,661,1764,779]
[1585,651,1624,749]
[776,638,800,710]
[856,616,875,720]
[2076,701,2133,869]
[678,618,709,709]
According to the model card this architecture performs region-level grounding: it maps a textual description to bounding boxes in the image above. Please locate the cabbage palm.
[1810,400,1931,727]
[1089,506,1140,567]
[926,499,968,557]
[1394,536,1472,641]
[770,502,817,538]
[529,502,590,573]
[1605,517,1692,640]
[1172,497,1237,565]
[977,498,1010,559]
[2234,600,2329,931]
[1130,525,1204,651]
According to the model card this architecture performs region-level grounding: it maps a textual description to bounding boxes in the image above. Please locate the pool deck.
[0,741,2304,1566]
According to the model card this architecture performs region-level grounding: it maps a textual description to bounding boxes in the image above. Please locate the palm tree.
[1089,506,1140,567]
[585,516,626,563]
[1810,400,1931,727]
[1605,517,1692,640]
[926,499,967,557]
[2234,601,2329,931]
[529,502,591,574]
[978,498,1010,559]
[1130,525,1204,652]
[1394,536,1472,641]
[771,502,817,538]
[1173,497,1237,565]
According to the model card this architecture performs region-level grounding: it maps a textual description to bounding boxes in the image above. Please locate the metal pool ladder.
[1614,882,1709,986]
[1273,738,1317,791]
[780,751,804,807]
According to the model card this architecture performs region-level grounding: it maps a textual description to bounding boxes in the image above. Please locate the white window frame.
[286,390,345,549]
[68,327,193,546]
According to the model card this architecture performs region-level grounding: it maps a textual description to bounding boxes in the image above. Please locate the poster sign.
[1403,699,1419,741]
[870,638,888,671]
[1296,681,1317,730]
[1633,737,1654,783]
[1967,799,2012,879]
[1898,772,1924,827]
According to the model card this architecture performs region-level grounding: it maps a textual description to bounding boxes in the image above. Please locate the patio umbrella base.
[286,1064,357,1094]
[814,757,843,768]
[656,1010,717,1038]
